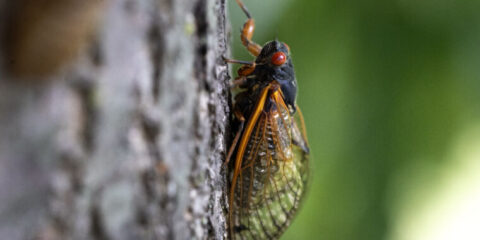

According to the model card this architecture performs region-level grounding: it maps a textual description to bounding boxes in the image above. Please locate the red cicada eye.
[271,51,286,66]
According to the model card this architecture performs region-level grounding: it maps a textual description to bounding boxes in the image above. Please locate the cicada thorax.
[230,85,306,239]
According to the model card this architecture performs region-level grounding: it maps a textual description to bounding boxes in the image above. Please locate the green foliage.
[229,0,480,239]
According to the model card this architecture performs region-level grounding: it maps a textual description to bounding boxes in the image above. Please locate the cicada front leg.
[223,58,256,89]
[235,0,262,56]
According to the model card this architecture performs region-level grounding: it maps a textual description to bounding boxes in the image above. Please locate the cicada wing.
[231,90,307,240]
[291,106,310,188]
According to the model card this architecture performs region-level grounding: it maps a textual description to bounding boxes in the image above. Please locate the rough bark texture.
[0,0,229,239]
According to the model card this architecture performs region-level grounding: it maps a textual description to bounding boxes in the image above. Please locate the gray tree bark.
[0,0,229,239]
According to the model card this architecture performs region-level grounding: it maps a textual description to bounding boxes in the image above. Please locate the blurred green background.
[228,0,480,239]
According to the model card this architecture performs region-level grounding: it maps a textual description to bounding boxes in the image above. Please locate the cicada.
[225,0,310,239]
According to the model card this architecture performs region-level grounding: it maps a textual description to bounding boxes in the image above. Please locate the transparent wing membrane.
[231,90,310,240]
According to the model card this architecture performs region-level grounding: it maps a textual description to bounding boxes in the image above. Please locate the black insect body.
[225,1,310,239]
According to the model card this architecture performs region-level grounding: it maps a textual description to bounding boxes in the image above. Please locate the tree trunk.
[0,0,229,239]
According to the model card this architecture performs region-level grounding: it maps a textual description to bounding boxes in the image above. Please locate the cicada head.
[255,40,297,113]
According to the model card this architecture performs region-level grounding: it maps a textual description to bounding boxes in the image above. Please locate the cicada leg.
[225,109,245,166]
[235,0,262,56]
[224,57,256,88]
